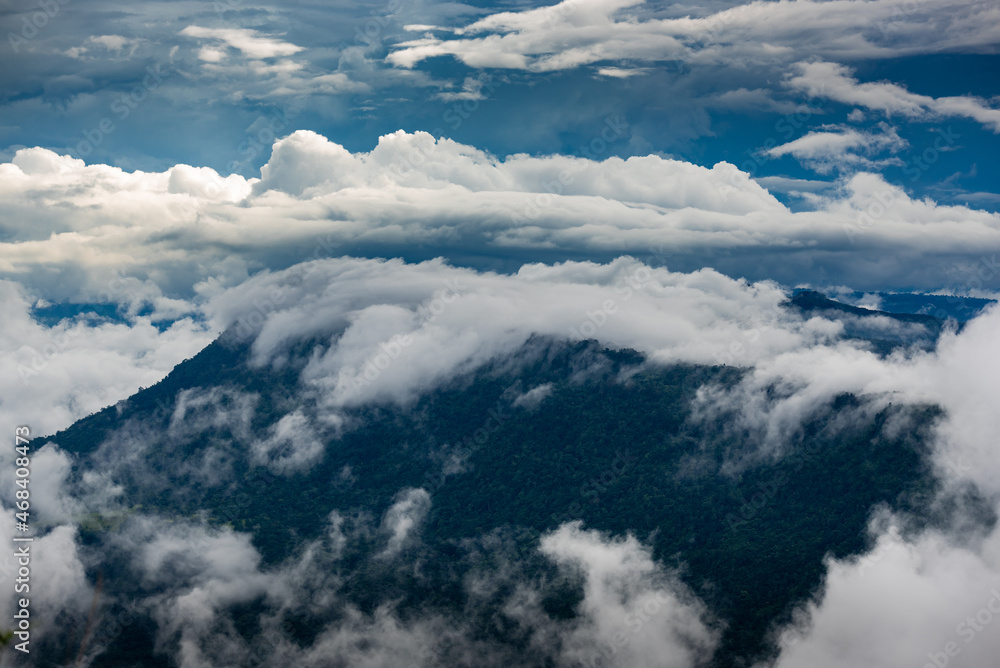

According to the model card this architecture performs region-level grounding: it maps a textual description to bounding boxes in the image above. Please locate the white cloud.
[0,128,997,443]
[0,511,92,646]
[0,128,997,466]
[2,130,1000,305]
[0,218,997,668]
[595,66,653,78]
[30,524,92,617]
[170,387,258,443]
[435,75,491,101]
[846,109,866,123]
[251,409,326,474]
[197,45,226,63]
[206,255,839,413]
[767,123,907,174]
[0,279,214,439]
[512,383,554,409]
[540,522,720,667]
[66,35,143,59]
[388,0,1000,73]
[175,26,372,102]
[660,301,1000,668]
[122,518,277,667]
[786,61,1000,133]
[4,443,81,526]
[773,522,1000,668]
[380,488,432,557]
[180,26,305,59]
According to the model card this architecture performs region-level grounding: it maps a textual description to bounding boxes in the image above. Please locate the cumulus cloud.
[0,120,1000,446]
[2,7,998,668]
[2,130,1000,305]
[786,61,1000,133]
[1,122,1000,668]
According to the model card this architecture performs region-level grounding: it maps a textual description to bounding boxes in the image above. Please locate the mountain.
[25,291,990,668]
[835,292,996,323]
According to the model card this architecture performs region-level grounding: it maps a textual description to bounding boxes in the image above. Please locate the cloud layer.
[389,0,1000,72]
[2,130,1000,309]
[1,248,999,667]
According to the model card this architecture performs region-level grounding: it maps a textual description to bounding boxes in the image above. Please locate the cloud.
[657,301,1000,668]
[512,383,554,409]
[170,387,259,443]
[595,66,653,79]
[120,517,277,667]
[98,508,720,668]
[766,123,907,174]
[0,511,92,648]
[0,128,997,443]
[540,522,720,667]
[180,26,305,60]
[388,0,1000,72]
[702,87,815,114]
[435,75,493,101]
[1,242,998,668]
[33,523,92,604]
[5,443,81,526]
[251,410,326,474]
[207,255,842,415]
[380,488,432,557]
[2,130,1000,305]
[772,521,1000,668]
[65,34,143,59]
[0,279,214,439]
[786,61,1000,132]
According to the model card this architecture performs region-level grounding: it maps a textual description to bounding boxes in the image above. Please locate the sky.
[2,0,999,201]
[2,1,1000,667]
[2,0,1000,305]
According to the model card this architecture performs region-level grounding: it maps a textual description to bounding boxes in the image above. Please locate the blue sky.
[2,0,998,207]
